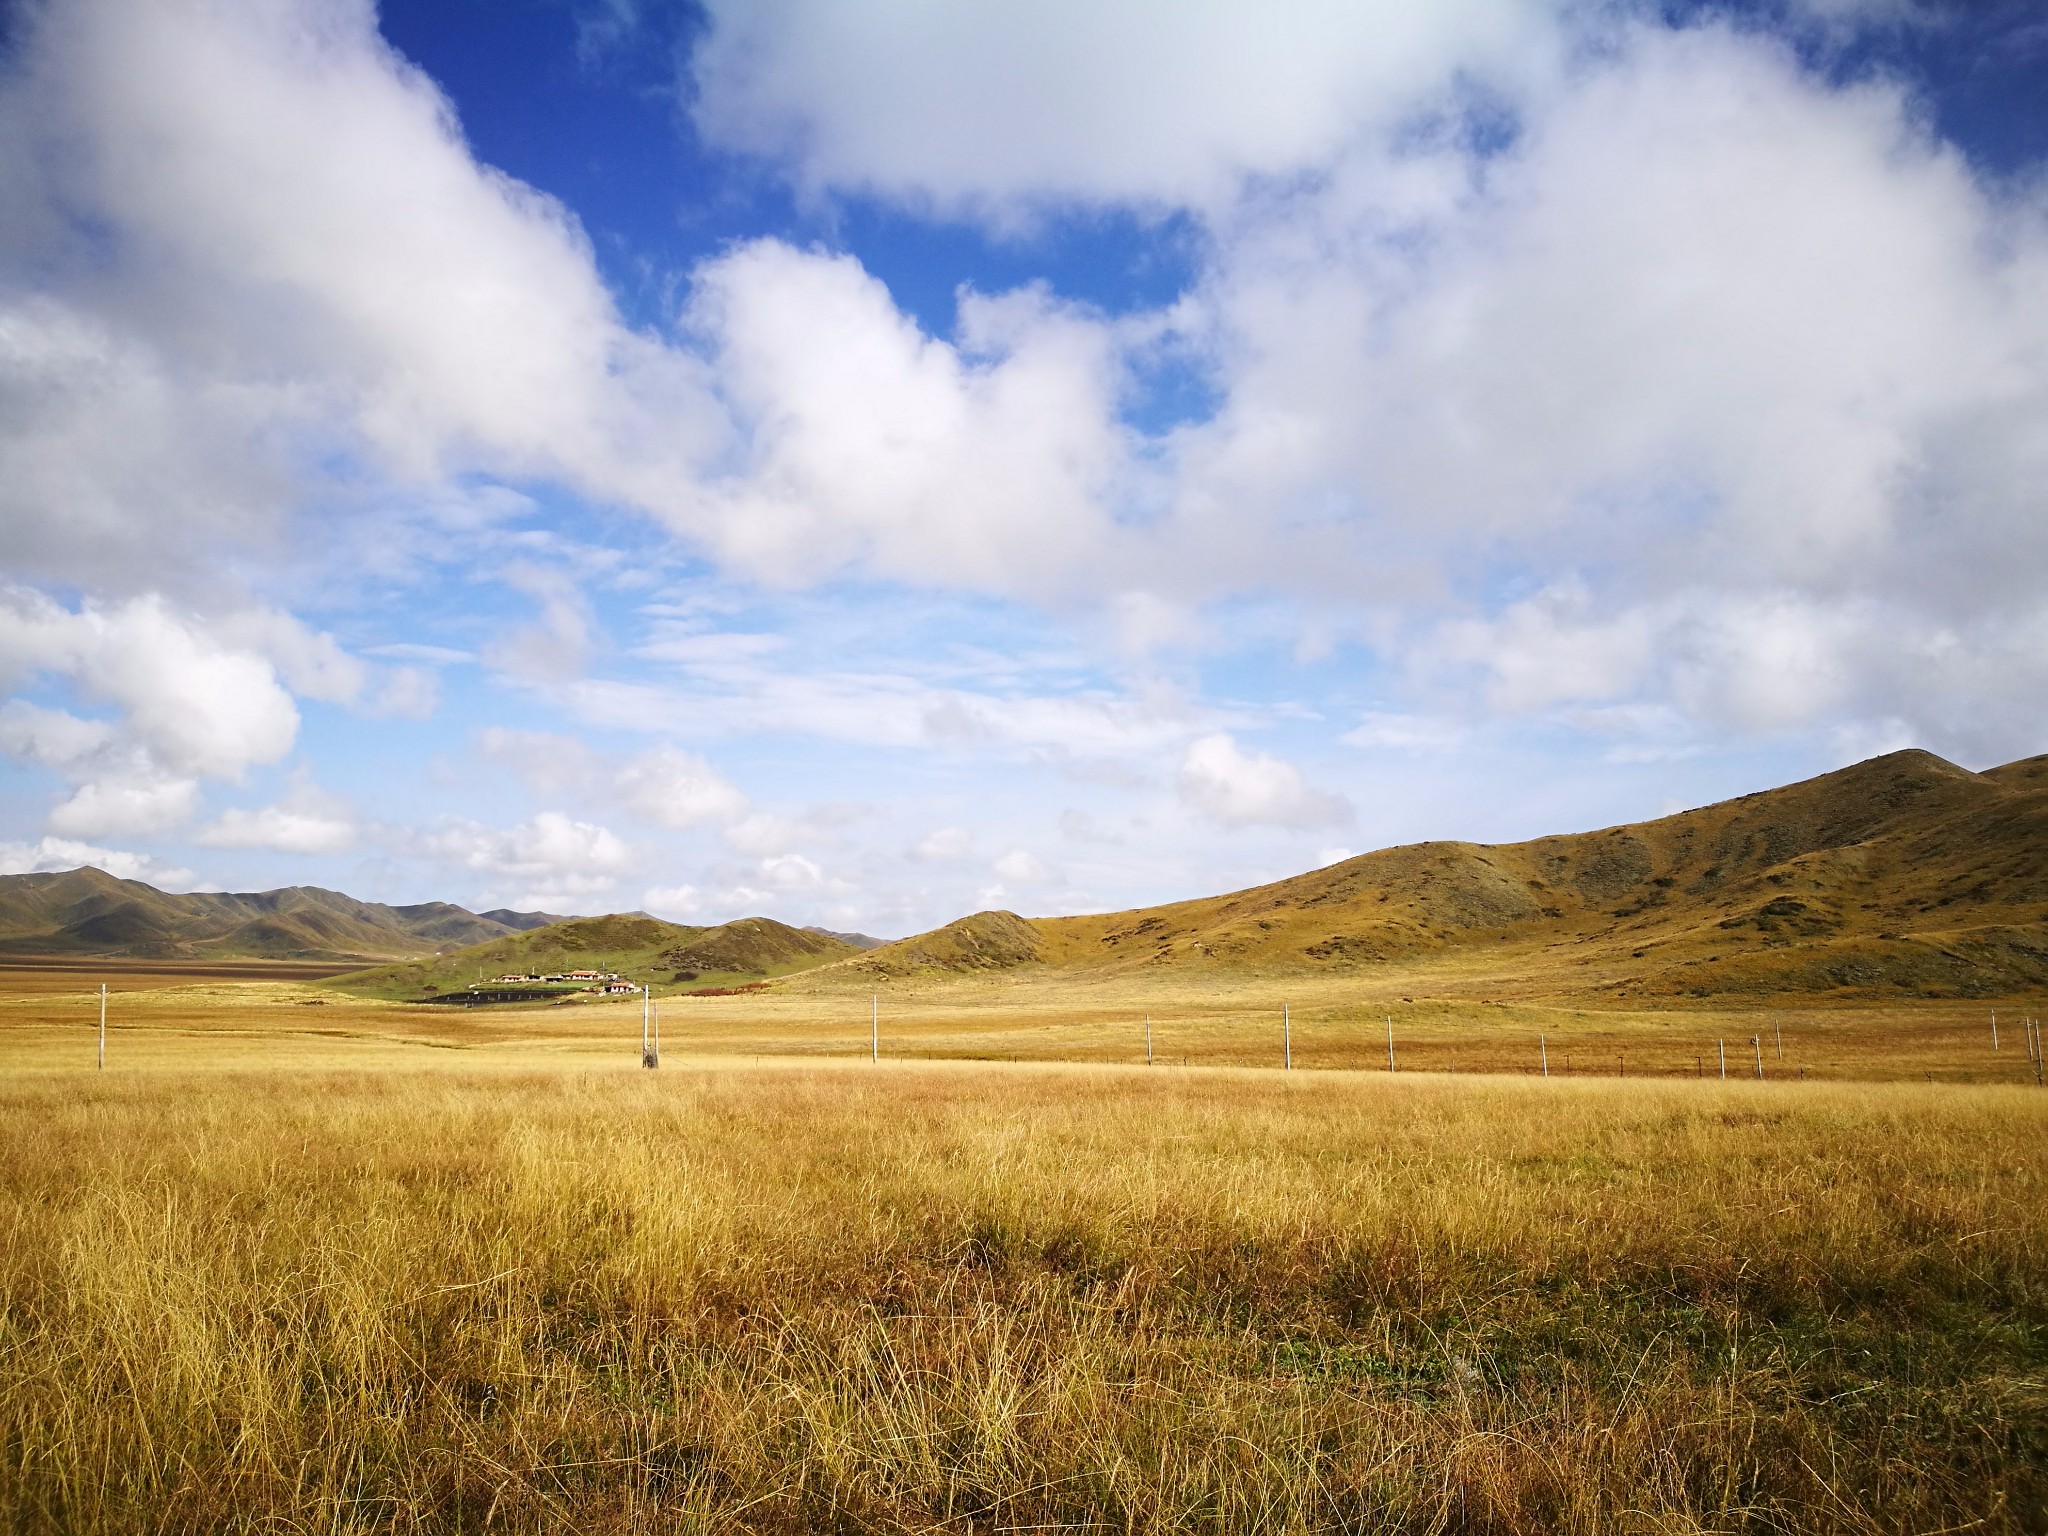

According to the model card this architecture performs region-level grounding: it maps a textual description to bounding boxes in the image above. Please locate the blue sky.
[2,0,2046,935]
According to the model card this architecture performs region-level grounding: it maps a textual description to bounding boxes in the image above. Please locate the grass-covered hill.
[326,912,859,1001]
[817,748,2048,1003]
[0,866,566,961]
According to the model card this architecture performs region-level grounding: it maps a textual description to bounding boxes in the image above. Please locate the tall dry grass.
[0,1062,2042,1533]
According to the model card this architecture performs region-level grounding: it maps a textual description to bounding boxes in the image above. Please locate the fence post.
[1283,1003,1291,1071]
[98,982,106,1070]
[1146,1014,1153,1066]
[1386,1014,1395,1073]
[1540,1035,1548,1077]
[1752,1035,1763,1080]
[871,995,878,1064]
[1718,1039,1727,1080]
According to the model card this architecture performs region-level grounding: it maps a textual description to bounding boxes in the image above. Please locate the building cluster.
[485,969,639,995]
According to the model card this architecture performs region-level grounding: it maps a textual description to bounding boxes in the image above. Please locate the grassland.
[5,957,2046,1532]
[1,1051,2043,1534]
[5,955,2045,1086]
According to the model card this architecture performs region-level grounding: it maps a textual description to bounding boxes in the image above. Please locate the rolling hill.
[820,748,2048,1003]
[327,912,860,1001]
[0,866,569,961]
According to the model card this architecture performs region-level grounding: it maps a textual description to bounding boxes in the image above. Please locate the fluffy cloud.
[49,776,202,839]
[682,5,2048,758]
[642,884,706,920]
[1177,734,1350,830]
[690,0,1560,215]
[4,0,2047,902]
[427,811,633,903]
[194,804,355,855]
[1157,24,2048,753]
[722,814,802,856]
[0,836,196,888]
[194,782,358,855]
[615,747,749,830]
[680,242,1132,592]
[0,0,720,595]
[0,592,320,836]
[0,590,301,780]
[991,848,1058,884]
[0,702,116,772]
[912,826,975,863]
[757,852,833,891]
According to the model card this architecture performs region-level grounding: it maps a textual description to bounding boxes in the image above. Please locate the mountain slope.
[824,749,2048,1002]
[328,913,861,1000]
[0,867,570,960]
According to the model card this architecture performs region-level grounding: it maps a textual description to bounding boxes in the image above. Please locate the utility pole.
[98,982,105,1070]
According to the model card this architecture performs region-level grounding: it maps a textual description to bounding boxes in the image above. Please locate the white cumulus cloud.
[1177,733,1350,830]
[992,848,1058,884]
[912,826,975,863]
[642,884,706,921]
[194,781,358,855]
[615,746,748,830]
[0,836,196,888]
[427,811,634,905]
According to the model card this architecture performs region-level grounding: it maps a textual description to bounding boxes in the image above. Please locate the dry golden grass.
[1,1051,2044,1533]
[4,958,2044,1086]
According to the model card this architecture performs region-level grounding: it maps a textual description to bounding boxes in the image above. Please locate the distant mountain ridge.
[821,749,2048,1002]
[0,866,571,961]
[805,925,887,949]
[328,912,859,999]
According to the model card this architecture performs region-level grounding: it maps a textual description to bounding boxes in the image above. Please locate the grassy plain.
[2,967,2045,1532]
[7,955,2044,1085]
